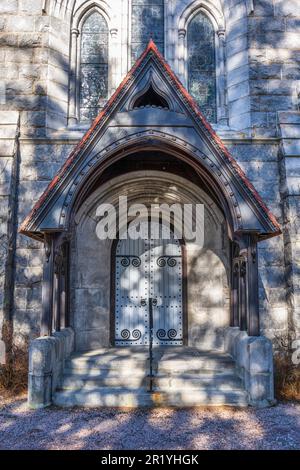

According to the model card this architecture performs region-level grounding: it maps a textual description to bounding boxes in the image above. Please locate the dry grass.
[0,343,28,398]
[274,353,300,402]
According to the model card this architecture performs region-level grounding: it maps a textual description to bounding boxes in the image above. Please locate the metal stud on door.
[114,222,183,346]
[150,224,183,345]
[114,227,150,345]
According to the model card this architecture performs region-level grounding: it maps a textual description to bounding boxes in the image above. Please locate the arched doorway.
[112,220,186,346]
[71,162,230,353]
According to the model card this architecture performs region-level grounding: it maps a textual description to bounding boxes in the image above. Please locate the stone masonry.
[0,0,299,362]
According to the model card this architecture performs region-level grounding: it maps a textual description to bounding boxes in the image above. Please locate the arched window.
[79,11,109,121]
[131,0,164,65]
[187,12,216,123]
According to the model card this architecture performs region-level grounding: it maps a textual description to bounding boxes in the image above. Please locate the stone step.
[64,363,150,375]
[66,355,234,373]
[63,366,146,377]
[66,354,149,369]
[61,371,242,391]
[150,373,243,391]
[157,360,235,373]
[69,347,148,361]
[53,387,248,408]
[55,349,248,408]
[64,367,149,379]
[54,388,153,407]
[61,373,147,390]
[64,362,234,376]
[157,350,234,362]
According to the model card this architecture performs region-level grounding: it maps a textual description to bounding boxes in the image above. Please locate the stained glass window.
[131,0,164,65]
[187,12,216,122]
[79,11,109,121]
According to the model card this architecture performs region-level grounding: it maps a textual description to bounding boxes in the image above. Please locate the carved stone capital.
[217,29,226,40]
[110,28,118,39]
[71,28,80,37]
[178,28,186,39]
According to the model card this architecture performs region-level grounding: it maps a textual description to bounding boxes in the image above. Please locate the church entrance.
[113,221,184,346]
[22,38,280,407]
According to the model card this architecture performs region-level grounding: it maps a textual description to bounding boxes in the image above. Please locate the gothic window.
[79,11,109,121]
[131,0,164,65]
[187,12,216,123]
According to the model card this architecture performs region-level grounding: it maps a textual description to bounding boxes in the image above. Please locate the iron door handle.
[141,299,147,306]
[152,299,157,306]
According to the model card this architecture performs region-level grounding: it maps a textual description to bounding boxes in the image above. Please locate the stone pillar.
[28,337,54,408]
[41,236,54,336]
[238,233,260,337]
[231,260,240,327]
[239,258,247,331]
[224,327,275,407]
[178,29,186,86]
[60,254,67,330]
[68,28,79,126]
[52,237,70,333]
[61,242,70,329]
[245,234,260,336]
[110,28,119,94]
[53,251,62,333]
[217,29,227,124]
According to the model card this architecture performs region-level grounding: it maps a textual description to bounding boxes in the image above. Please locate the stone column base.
[224,327,276,407]
[28,327,74,409]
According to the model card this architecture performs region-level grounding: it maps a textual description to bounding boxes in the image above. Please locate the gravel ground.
[0,395,299,450]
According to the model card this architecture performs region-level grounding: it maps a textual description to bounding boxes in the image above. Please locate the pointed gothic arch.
[68,1,112,124]
[79,10,109,120]
[130,0,165,65]
[177,0,227,124]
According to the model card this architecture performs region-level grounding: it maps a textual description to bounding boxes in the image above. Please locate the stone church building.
[0,0,299,408]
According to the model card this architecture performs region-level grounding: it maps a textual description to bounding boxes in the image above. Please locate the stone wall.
[1,2,299,136]
[0,1,49,137]
[0,0,298,356]
[223,0,252,132]
[278,111,300,344]
[0,110,19,363]
[228,142,288,342]
[248,0,300,138]
[0,0,72,135]
[13,140,74,341]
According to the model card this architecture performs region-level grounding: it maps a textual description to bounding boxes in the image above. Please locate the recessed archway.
[71,158,231,352]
